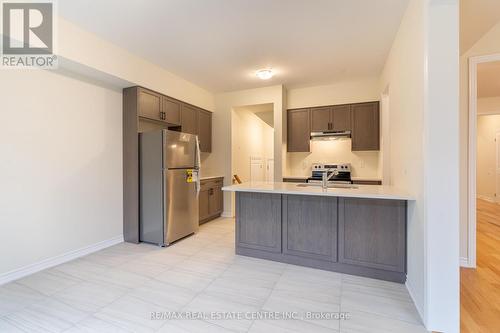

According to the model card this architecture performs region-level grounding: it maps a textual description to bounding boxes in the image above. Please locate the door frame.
[467,53,500,268]
[380,86,391,185]
[266,158,275,182]
[496,131,500,203]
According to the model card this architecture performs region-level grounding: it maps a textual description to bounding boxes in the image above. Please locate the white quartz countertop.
[222,181,414,201]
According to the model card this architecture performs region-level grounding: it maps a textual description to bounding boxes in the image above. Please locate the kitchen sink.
[296,183,359,189]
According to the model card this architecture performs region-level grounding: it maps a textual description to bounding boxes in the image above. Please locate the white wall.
[478,96,500,115]
[460,20,500,263]
[58,18,215,111]
[287,77,380,109]
[286,140,380,179]
[424,1,459,330]
[379,0,460,331]
[477,115,500,200]
[0,69,123,277]
[232,107,274,182]
[379,0,426,320]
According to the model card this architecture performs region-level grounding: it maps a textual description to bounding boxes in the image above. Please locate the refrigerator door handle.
[195,135,201,195]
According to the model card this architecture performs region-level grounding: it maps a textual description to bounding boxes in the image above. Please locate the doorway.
[230,103,275,212]
[467,54,500,267]
[463,55,500,332]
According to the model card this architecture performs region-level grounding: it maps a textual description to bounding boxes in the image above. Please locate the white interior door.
[266,158,274,182]
[496,132,500,202]
[250,157,264,182]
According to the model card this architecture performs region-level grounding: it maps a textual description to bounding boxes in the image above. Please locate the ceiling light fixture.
[256,68,274,80]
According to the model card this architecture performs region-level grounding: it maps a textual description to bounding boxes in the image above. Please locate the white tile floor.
[0,218,428,333]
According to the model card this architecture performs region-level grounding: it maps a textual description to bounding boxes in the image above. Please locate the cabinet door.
[351,102,380,151]
[310,107,331,131]
[209,186,223,215]
[236,192,282,253]
[331,105,351,131]
[138,88,162,121]
[198,109,212,153]
[162,96,181,125]
[287,109,310,152]
[181,104,199,135]
[338,198,406,272]
[199,188,210,222]
[283,195,337,262]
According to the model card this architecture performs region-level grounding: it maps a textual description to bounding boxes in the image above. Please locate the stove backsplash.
[286,139,381,178]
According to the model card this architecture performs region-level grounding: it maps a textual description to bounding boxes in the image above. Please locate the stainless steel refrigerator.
[139,130,200,246]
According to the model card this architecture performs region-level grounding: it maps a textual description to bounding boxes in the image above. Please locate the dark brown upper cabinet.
[138,88,162,122]
[162,96,181,126]
[331,105,351,131]
[287,101,379,153]
[351,102,380,151]
[311,107,331,132]
[179,104,212,153]
[180,104,199,135]
[198,109,212,153]
[287,108,311,152]
[311,105,351,132]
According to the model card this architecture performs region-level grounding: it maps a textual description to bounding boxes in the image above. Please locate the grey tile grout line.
[339,273,344,333]
[58,241,206,332]
[339,273,423,328]
[1,263,136,332]
[245,262,288,333]
[2,224,231,332]
[63,241,211,333]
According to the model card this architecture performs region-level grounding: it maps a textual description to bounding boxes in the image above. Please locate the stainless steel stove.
[307,163,352,184]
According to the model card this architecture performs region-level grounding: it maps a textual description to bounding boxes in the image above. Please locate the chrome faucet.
[322,169,339,190]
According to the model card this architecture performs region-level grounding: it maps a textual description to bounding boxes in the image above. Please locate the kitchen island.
[222,182,414,283]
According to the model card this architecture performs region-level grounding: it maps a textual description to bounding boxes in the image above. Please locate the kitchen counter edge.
[222,182,414,201]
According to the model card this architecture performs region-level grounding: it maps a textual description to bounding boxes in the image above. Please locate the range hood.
[310,130,351,140]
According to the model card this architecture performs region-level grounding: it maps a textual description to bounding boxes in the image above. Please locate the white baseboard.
[0,235,124,286]
[221,211,234,218]
[405,279,425,327]
[477,195,496,203]
[460,256,474,268]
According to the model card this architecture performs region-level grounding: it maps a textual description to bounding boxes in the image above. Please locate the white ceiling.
[460,0,500,54]
[59,0,409,93]
[478,61,500,98]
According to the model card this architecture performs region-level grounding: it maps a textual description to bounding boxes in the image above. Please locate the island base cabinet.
[234,192,407,283]
[236,192,282,253]
[283,195,337,262]
[338,198,406,272]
